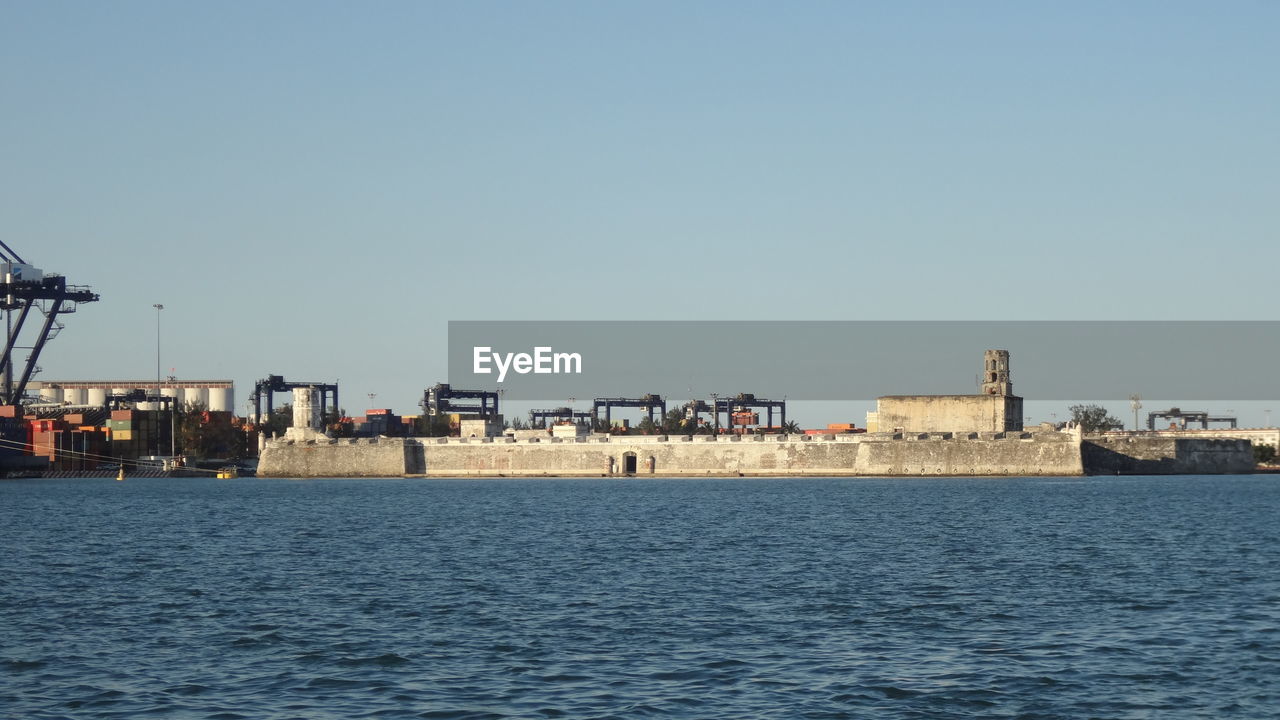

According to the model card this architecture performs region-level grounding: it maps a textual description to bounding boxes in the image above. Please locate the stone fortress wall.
[256,350,1257,478]
[258,431,1087,478]
[257,430,1255,478]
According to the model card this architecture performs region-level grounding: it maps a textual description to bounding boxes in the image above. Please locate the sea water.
[3,475,1278,719]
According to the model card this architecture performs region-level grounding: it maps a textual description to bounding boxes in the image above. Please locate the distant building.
[1101,427,1279,448]
[866,350,1024,433]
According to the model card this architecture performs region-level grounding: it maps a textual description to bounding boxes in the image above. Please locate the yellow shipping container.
[114,430,133,441]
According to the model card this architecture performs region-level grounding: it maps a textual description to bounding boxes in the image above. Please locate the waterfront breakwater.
[254,429,1247,478]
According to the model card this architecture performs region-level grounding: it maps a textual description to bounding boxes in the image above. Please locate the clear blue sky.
[3,2,1276,420]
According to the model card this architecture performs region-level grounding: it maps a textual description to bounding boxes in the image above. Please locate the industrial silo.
[207,387,231,412]
[183,387,206,409]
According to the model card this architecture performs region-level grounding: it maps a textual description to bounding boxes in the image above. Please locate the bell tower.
[981,349,1012,396]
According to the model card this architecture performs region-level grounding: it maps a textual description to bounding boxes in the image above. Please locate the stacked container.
[106,409,168,458]
[359,409,405,437]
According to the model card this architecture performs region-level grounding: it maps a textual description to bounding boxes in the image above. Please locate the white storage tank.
[183,387,206,408]
[39,387,63,404]
[207,387,231,412]
[87,388,107,406]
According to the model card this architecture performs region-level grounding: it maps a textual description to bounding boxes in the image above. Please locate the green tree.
[1254,443,1277,465]
[781,420,803,434]
[1068,404,1125,433]
[256,402,293,437]
[635,416,658,435]
[415,413,452,437]
[661,409,687,435]
[325,408,354,438]
[177,400,242,460]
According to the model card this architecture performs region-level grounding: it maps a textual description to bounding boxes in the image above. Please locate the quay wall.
[1081,436,1256,475]
[257,437,416,478]
[257,431,1089,478]
[413,432,1084,477]
[417,435,864,477]
[856,432,1081,476]
[257,433,1256,479]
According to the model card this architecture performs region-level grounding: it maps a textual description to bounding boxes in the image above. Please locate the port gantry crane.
[1147,407,1238,430]
[591,394,666,428]
[528,407,593,429]
[249,375,339,426]
[421,383,500,417]
[682,399,711,428]
[711,393,786,434]
[0,242,99,406]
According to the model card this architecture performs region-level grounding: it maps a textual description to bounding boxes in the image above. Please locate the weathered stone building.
[866,349,1024,433]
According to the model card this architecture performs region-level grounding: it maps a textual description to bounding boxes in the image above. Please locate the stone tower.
[981,349,1013,396]
[284,386,328,441]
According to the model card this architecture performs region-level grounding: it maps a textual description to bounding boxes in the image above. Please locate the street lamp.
[152,304,164,460]
[152,304,163,387]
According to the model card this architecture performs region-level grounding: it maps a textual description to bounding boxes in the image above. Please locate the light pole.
[152,304,163,387]
[152,304,164,459]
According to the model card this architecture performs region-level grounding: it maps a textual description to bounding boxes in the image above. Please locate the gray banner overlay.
[448,321,1279,401]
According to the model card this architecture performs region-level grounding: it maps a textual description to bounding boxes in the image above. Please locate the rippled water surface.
[3,475,1279,719]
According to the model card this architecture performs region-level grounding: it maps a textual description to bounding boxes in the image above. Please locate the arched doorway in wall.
[623,452,637,475]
